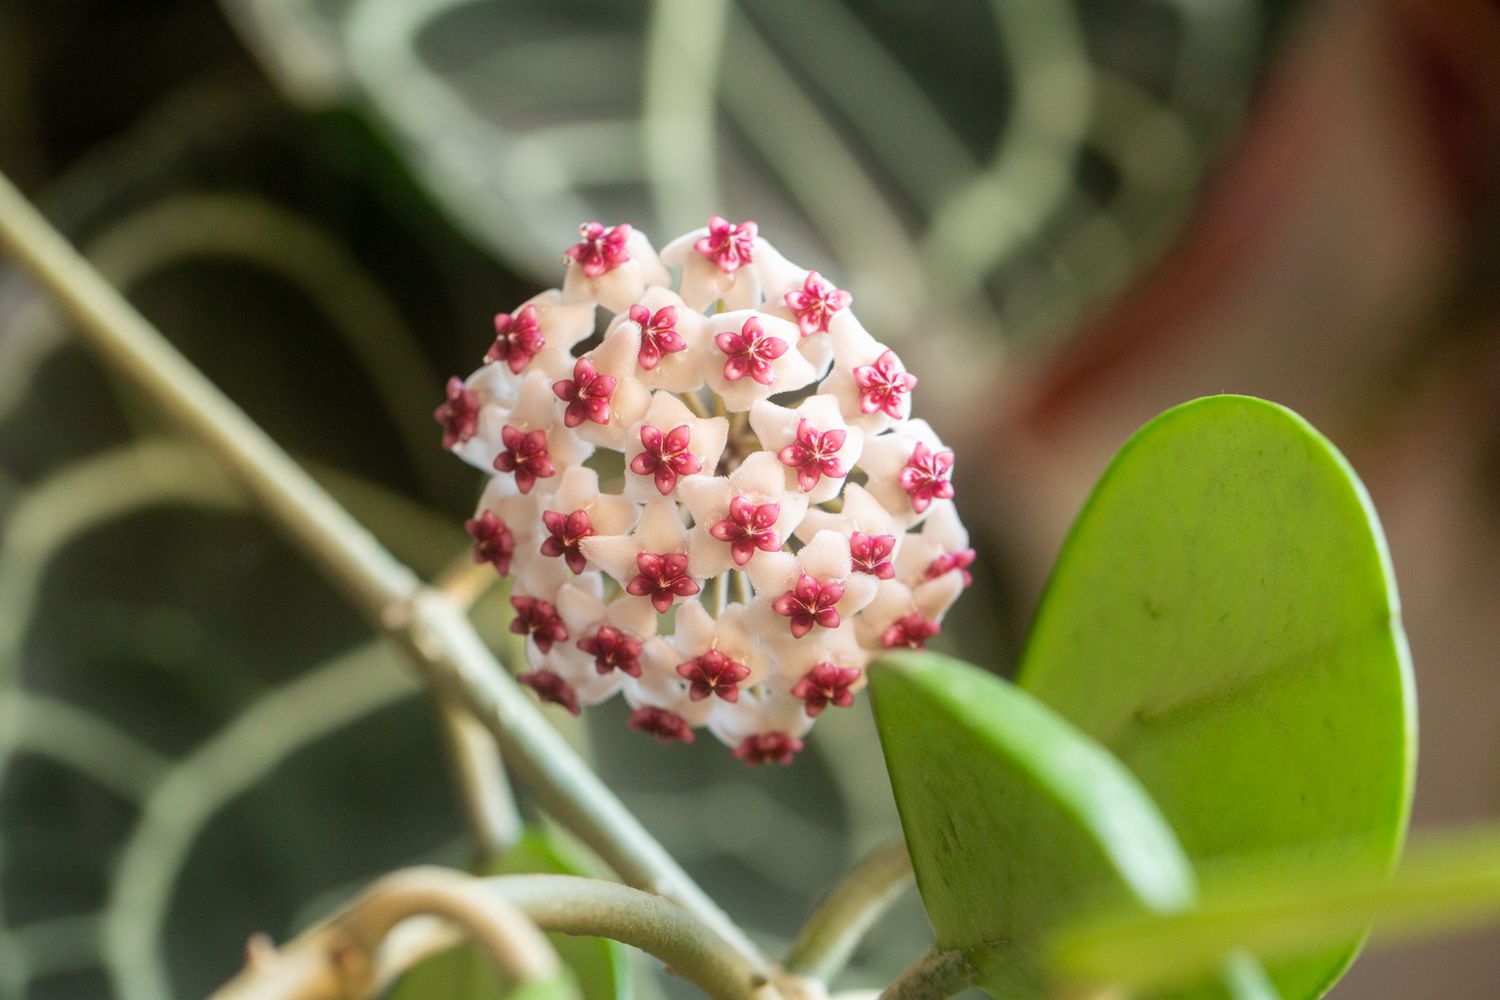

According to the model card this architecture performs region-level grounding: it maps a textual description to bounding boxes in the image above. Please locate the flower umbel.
[438,217,968,759]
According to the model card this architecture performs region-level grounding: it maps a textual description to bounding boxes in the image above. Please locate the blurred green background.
[2,1,1498,999]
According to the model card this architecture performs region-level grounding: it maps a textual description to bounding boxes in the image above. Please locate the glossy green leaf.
[869,649,1198,998]
[1054,823,1500,994]
[1017,394,1416,998]
[386,827,628,1000]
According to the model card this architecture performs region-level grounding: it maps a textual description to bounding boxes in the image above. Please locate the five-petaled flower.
[435,377,479,449]
[791,662,862,716]
[677,650,752,702]
[577,625,644,677]
[552,358,617,428]
[784,271,852,337]
[849,531,897,580]
[565,221,632,278]
[629,424,702,495]
[465,509,515,576]
[709,497,782,566]
[733,732,803,767]
[628,304,686,371]
[716,317,788,386]
[540,509,595,574]
[881,612,941,650]
[694,215,757,272]
[487,304,546,373]
[511,595,569,653]
[925,548,977,588]
[629,706,696,744]
[626,552,700,613]
[778,419,848,493]
[898,441,956,514]
[772,573,845,639]
[518,670,580,715]
[494,425,555,494]
[854,350,918,419]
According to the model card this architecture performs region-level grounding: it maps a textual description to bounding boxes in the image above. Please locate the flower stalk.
[784,835,914,981]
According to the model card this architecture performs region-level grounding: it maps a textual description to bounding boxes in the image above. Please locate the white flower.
[560,222,671,314]
[822,320,918,434]
[701,311,817,411]
[680,453,809,578]
[438,217,970,763]
[749,394,863,505]
[660,216,762,311]
[621,392,728,502]
[745,530,878,644]
[855,418,955,527]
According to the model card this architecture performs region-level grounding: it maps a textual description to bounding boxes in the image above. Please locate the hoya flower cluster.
[435,217,971,765]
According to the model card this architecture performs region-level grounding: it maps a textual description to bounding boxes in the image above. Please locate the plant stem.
[209,867,559,1000]
[484,874,774,1000]
[879,946,975,1000]
[434,693,522,861]
[784,835,914,981]
[0,171,766,972]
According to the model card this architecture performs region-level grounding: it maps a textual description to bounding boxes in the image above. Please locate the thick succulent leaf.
[1054,823,1500,995]
[1017,394,1416,999]
[869,649,1197,998]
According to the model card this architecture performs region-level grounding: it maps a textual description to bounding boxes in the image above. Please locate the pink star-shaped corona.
[777,419,848,493]
[848,531,896,579]
[510,595,568,653]
[694,216,757,272]
[628,304,686,371]
[733,732,803,767]
[518,670,580,715]
[708,497,782,566]
[493,425,555,494]
[551,358,617,428]
[465,509,515,576]
[772,574,844,639]
[486,304,546,373]
[853,350,918,419]
[715,316,788,386]
[791,662,862,716]
[676,650,752,702]
[629,707,696,744]
[626,552,700,613]
[881,612,941,650]
[435,377,480,450]
[925,548,977,588]
[629,423,702,495]
[564,221,632,278]
[898,441,955,514]
[577,625,644,677]
[539,509,595,574]
[784,271,852,336]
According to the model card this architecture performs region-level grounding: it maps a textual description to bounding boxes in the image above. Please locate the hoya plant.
[4,176,1499,1000]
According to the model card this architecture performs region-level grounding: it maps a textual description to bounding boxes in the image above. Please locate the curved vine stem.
[0,170,767,974]
[209,869,773,1000]
[208,868,558,1000]
[784,835,914,981]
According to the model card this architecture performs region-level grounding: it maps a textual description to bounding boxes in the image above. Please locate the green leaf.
[868,649,1198,998]
[1054,823,1500,994]
[385,827,628,1000]
[1016,394,1416,998]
